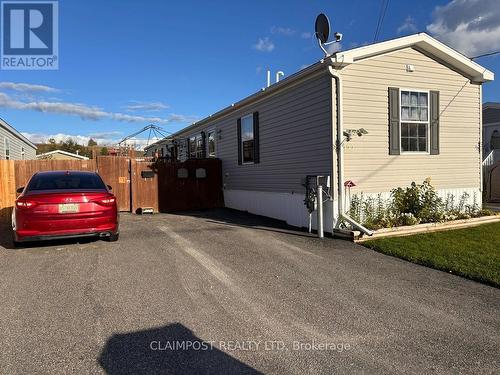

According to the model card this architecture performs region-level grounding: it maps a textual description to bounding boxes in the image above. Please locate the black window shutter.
[430,91,440,155]
[388,87,400,155]
[201,131,207,158]
[237,118,242,165]
[253,112,260,164]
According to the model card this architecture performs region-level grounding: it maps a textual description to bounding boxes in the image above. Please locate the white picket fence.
[483,150,500,196]
[483,149,500,172]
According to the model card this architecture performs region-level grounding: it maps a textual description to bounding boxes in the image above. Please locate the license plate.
[59,203,80,213]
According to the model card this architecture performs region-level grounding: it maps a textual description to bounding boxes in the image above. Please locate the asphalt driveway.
[0,209,498,374]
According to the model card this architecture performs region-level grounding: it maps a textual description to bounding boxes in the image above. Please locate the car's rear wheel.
[106,233,119,242]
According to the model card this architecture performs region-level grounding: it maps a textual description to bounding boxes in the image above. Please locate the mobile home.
[157,33,494,232]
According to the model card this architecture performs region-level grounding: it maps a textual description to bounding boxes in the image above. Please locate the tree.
[47,138,57,152]
[100,147,109,156]
[88,138,97,147]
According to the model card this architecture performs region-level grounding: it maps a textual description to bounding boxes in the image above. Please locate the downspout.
[479,84,483,194]
[328,65,374,236]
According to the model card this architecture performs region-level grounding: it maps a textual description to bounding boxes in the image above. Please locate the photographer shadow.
[98,323,262,375]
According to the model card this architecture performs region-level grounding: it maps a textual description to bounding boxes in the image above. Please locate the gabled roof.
[331,33,494,83]
[36,150,89,160]
[0,117,37,149]
[483,102,500,110]
[168,33,494,140]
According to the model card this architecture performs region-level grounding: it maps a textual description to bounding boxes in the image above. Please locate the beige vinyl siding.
[0,126,36,160]
[340,47,481,193]
[180,71,333,194]
[37,152,85,160]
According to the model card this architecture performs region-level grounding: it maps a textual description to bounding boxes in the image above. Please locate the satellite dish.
[314,13,342,57]
[315,13,330,44]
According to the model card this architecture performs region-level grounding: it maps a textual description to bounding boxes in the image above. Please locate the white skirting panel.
[224,187,480,233]
[223,189,336,232]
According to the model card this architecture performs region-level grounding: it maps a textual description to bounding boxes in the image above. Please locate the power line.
[373,0,390,42]
[471,50,500,60]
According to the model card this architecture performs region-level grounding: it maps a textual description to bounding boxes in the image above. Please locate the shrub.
[390,178,443,223]
[348,178,484,230]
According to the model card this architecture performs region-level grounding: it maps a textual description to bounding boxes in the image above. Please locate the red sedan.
[12,171,119,245]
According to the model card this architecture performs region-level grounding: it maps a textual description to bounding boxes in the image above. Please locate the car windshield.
[27,173,107,191]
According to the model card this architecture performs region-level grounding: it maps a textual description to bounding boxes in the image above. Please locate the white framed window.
[4,138,10,160]
[207,129,216,157]
[188,134,204,158]
[241,114,255,163]
[400,89,429,153]
[188,136,196,158]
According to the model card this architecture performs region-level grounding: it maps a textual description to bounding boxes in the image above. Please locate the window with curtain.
[207,130,216,157]
[189,134,204,158]
[196,135,204,158]
[241,115,254,163]
[400,90,429,153]
[189,136,196,158]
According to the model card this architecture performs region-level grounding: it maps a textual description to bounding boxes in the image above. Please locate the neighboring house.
[0,117,37,160]
[36,150,89,160]
[159,33,494,232]
[483,102,500,155]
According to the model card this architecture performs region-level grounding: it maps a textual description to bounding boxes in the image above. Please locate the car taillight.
[16,199,37,208]
[94,196,116,207]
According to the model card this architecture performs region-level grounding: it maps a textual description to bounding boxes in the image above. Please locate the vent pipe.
[276,71,284,83]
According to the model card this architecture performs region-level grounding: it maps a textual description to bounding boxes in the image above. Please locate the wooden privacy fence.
[1,159,97,222]
[0,157,223,223]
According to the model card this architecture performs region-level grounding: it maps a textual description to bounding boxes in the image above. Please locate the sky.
[1,0,500,148]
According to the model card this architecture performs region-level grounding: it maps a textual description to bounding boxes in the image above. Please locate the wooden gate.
[96,156,131,212]
[131,159,159,213]
[155,159,223,213]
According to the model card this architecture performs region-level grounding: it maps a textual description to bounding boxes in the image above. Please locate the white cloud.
[427,0,500,57]
[253,37,275,52]
[0,92,197,125]
[124,101,169,112]
[22,132,108,146]
[87,131,123,139]
[0,81,59,93]
[397,16,418,34]
[270,26,295,36]
[21,131,160,149]
[301,32,312,39]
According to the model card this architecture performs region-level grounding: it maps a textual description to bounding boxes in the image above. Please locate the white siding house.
[0,118,36,160]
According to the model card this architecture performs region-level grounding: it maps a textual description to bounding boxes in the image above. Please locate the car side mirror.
[107,185,113,191]
[16,187,24,194]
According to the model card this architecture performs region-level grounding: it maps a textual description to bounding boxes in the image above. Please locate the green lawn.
[363,222,500,288]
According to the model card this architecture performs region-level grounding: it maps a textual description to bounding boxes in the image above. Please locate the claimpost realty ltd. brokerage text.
[150,339,352,352]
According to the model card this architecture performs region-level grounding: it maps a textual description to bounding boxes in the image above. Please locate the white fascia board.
[330,33,494,83]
